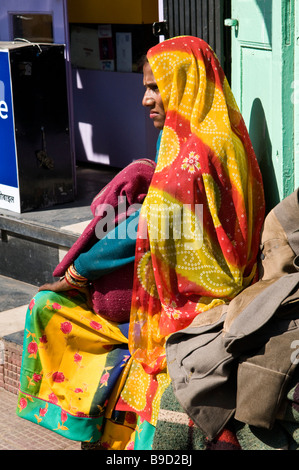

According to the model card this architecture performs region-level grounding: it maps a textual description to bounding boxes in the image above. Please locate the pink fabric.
[53,159,156,322]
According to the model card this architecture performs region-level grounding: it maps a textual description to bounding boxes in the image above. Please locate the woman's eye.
[151,85,159,93]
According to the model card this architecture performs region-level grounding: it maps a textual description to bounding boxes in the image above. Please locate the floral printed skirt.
[16,289,138,447]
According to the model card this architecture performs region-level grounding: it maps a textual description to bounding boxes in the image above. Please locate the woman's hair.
[140,54,148,64]
[137,54,149,72]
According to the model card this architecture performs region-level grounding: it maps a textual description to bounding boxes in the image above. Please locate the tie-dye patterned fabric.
[128,36,265,375]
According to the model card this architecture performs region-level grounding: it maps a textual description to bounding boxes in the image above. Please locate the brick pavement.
[0,388,81,450]
[0,338,22,394]
[0,336,81,450]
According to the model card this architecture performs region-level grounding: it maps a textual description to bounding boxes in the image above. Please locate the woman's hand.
[38,277,71,292]
[38,277,93,309]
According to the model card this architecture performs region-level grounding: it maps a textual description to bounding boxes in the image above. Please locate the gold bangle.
[65,264,89,288]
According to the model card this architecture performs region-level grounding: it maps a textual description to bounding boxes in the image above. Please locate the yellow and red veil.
[130,36,265,372]
[118,36,265,424]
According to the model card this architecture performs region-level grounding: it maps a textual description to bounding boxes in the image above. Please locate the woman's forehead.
[143,62,156,84]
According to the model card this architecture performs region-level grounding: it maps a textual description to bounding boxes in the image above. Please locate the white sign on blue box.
[0,48,20,212]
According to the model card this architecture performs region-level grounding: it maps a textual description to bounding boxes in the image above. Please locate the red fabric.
[90,263,135,322]
[206,428,241,450]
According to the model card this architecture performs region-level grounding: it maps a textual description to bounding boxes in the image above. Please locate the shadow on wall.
[72,68,159,169]
[232,0,272,46]
[249,98,280,213]
[255,0,272,47]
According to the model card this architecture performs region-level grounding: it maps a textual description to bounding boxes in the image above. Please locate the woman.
[16,36,265,450]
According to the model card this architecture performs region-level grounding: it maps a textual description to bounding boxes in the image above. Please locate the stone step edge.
[0,304,27,341]
[0,213,81,249]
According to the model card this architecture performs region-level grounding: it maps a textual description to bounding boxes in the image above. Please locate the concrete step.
[0,164,117,286]
[0,274,37,313]
[0,212,89,285]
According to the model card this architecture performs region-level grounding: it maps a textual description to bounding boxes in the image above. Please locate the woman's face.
[142,61,166,130]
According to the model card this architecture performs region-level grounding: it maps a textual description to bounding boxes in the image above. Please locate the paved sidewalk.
[0,388,81,450]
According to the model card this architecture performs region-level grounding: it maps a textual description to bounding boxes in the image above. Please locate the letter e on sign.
[0,100,8,119]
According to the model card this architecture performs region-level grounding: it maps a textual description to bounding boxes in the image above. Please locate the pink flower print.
[100,369,112,388]
[61,410,68,424]
[90,320,102,331]
[74,353,82,364]
[52,302,62,310]
[126,440,135,450]
[18,397,27,411]
[48,393,58,404]
[29,298,35,313]
[100,372,110,384]
[27,341,38,358]
[52,371,65,383]
[60,321,72,334]
[39,334,48,344]
[39,407,47,417]
[35,403,48,424]
[74,388,84,393]
[33,373,42,382]
[54,409,69,431]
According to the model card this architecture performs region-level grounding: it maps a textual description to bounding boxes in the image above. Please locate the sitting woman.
[16,36,265,450]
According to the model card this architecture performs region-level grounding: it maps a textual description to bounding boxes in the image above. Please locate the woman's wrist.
[64,264,89,289]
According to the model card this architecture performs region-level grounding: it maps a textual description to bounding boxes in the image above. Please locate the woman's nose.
[142,90,154,107]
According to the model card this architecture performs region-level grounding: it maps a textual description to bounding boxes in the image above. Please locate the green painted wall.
[229,0,295,212]
[295,0,299,190]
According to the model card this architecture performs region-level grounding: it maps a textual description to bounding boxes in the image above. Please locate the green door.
[295,0,299,190]
[228,0,295,211]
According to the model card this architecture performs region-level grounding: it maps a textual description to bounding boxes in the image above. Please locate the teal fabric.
[74,209,139,280]
[17,390,103,443]
[134,417,156,450]
[155,130,162,163]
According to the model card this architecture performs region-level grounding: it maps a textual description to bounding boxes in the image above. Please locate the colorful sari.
[117,36,265,426]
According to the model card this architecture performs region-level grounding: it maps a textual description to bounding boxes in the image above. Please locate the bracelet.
[64,264,89,289]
